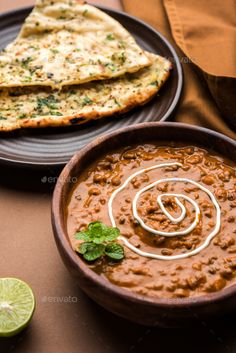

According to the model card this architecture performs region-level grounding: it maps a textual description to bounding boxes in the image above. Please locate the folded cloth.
[122,0,236,139]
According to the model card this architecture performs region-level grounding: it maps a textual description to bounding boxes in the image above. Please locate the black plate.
[0,6,183,168]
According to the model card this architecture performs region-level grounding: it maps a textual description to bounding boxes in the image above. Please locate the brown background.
[0,1,236,353]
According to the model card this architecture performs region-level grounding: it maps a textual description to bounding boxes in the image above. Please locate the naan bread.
[0,0,150,89]
[0,53,171,132]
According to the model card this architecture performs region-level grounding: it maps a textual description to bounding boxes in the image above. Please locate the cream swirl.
[108,163,221,260]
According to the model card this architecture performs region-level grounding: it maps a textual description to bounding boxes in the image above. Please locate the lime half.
[0,278,35,337]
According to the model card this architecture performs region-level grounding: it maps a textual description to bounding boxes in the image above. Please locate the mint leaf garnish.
[75,222,124,262]
[77,242,92,254]
[77,242,105,261]
[75,221,120,244]
[105,243,124,260]
[83,243,105,261]
[75,231,91,242]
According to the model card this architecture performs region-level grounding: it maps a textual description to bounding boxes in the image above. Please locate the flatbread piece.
[0,53,171,132]
[0,0,150,89]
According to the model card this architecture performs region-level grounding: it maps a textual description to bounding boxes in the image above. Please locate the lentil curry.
[67,144,236,299]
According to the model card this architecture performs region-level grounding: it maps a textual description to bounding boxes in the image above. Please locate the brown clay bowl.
[52,122,236,326]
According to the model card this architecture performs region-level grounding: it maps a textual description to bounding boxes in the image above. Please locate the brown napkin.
[122,0,236,140]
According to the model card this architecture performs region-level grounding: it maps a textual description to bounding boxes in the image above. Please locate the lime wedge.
[0,278,35,337]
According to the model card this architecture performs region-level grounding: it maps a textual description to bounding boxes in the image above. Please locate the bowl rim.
[52,122,236,308]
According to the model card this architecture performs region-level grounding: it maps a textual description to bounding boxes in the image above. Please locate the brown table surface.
[0,1,236,353]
